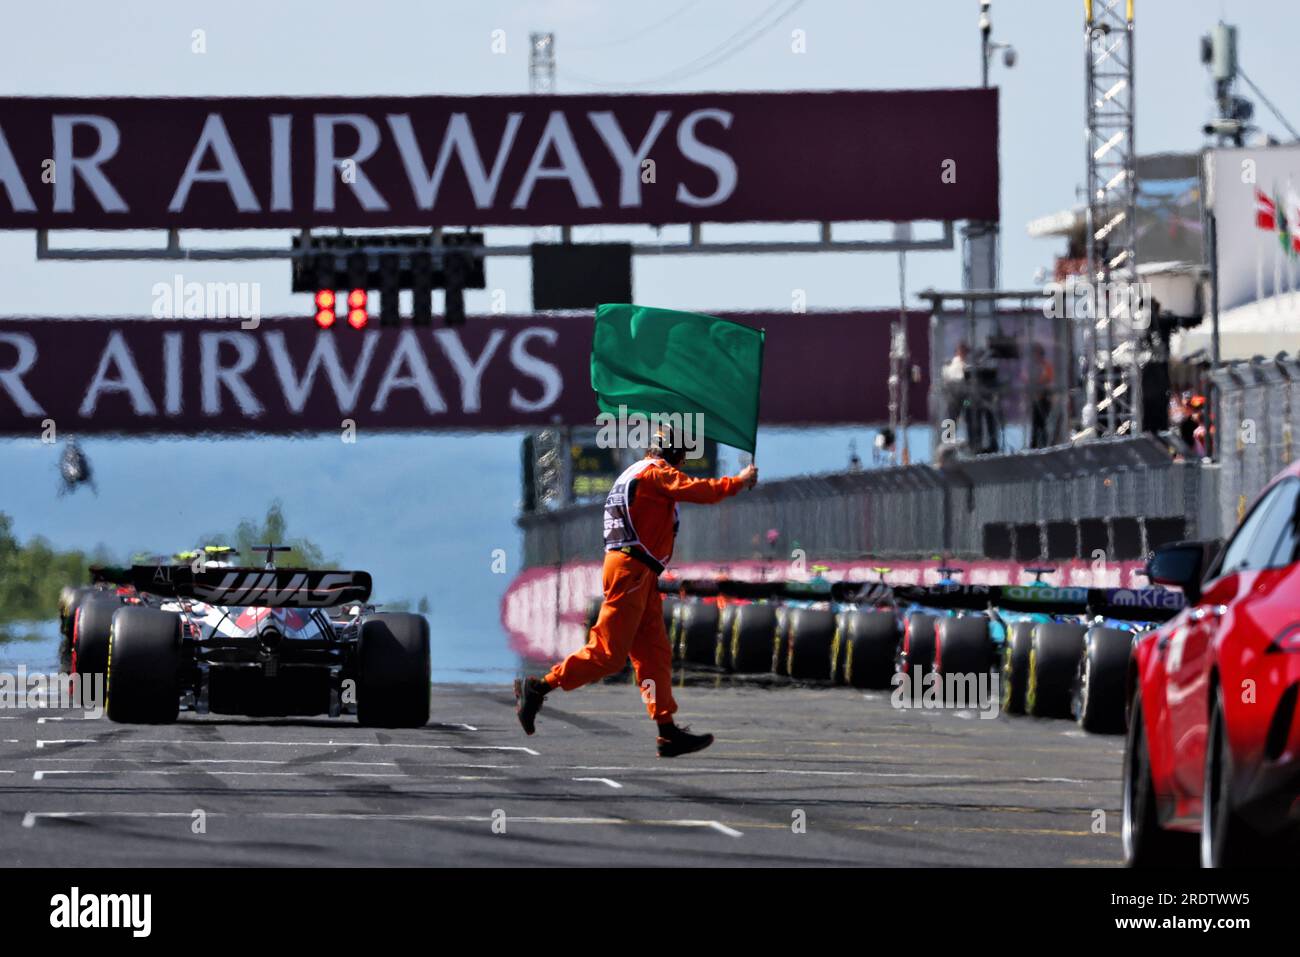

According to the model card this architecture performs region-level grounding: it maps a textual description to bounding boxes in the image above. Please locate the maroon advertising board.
[0,311,929,436]
[0,90,997,229]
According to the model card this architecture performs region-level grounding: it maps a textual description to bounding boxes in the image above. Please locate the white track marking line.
[33,757,398,767]
[437,723,479,731]
[30,757,519,770]
[31,769,508,782]
[37,716,101,723]
[572,777,623,789]
[122,739,539,755]
[21,810,741,837]
[559,765,1100,785]
[35,739,97,748]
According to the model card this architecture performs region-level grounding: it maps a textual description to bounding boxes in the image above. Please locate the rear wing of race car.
[94,564,372,608]
[659,579,825,601]
[1086,587,1185,623]
[893,583,1000,611]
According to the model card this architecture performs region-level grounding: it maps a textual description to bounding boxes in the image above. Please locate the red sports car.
[1123,462,1300,867]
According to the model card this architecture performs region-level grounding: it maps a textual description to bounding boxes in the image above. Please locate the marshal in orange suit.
[514,428,758,757]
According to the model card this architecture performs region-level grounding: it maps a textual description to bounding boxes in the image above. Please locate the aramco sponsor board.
[0,311,928,435]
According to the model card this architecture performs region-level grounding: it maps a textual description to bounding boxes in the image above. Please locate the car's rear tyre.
[1000,620,1034,715]
[1026,622,1086,718]
[667,599,684,660]
[1122,690,1197,867]
[1202,685,1269,867]
[662,597,679,646]
[772,606,792,674]
[934,616,992,698]
[106,607,181,724]
[74,596,118,679]
[58,586,97,670]
[843,611,901,689]
[1075,627,1131,735]
[731,604,777,673]
[357,613,431,728]
[715,604,739,670]
[898,613,937,677]
[787,608,836,681]
[678,602,719,666]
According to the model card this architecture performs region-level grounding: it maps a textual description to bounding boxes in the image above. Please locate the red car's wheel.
[1122,690,1197,867]
[1202,685,1268,867]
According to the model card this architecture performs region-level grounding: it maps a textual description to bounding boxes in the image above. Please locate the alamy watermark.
[0,667,103,718]
[891,666,1000,719]
[594,406,704,460]
[1041,279,1153,326]
[151,274,262,329]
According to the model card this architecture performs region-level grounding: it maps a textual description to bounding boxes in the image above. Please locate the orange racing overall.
[544,457,742,721]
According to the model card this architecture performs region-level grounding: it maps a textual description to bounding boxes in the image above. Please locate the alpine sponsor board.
[0,90,998,229]
[0,311,929,436]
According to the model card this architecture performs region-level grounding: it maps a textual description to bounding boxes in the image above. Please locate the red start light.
[314,289,336,310]
[347,288,367,310]
[347,308,368,329]
[315,309,336,329]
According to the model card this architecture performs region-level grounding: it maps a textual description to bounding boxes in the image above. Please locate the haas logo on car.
[192,572,357,607]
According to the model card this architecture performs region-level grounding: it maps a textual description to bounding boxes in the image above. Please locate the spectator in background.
[1029,342,1055,448]
[942,341,971,427]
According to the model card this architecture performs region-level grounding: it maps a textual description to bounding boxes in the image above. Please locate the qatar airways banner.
[0,311,928,436]
[0,90,998,229]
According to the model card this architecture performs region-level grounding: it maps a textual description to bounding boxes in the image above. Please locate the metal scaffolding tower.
[1083,0,1140,436]
[529,32,556,94]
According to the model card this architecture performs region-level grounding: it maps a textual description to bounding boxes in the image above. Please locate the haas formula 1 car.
[83,547,430,727]
[1124,463,1300,867]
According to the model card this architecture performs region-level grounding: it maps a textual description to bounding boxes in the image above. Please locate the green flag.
[590,304,764,454]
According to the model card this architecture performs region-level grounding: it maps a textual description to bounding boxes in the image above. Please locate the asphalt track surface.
[0,676,1125,866]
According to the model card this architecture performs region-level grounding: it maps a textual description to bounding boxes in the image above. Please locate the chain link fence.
[1211,355,1300,534]
[520,435,1220,569]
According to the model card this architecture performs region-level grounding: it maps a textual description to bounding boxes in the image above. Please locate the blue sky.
[2,0,1297,673]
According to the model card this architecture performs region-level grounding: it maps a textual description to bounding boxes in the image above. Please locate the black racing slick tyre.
[1122,690,1197,867]
[74,596,118,680]
[106,606,181,724]
[678,602,719,666]
[357,613,431,728]
[1202,685,1270,867]
[899,613,937,678]
[662,597,679,643]
[934,617,992,682]
[787,608,837,681]
[715,604,739,670]
[1075,627,1132,735]
[730,604,777,673]
[1000,620,1034,715]
[772,606,792,674]
[58,586,97,670]
[1025,622,1086,719]
[842,611,900,689]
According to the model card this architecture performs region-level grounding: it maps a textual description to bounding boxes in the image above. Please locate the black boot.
[513,676,549,735]
[656,722,714,758]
